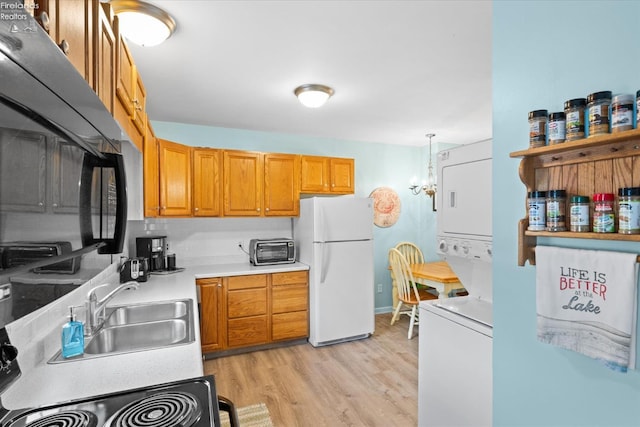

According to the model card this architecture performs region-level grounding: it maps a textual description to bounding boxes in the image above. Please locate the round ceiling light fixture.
[110,0,176,47]
[294,84,335,108]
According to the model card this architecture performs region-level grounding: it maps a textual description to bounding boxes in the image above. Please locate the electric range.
[0,329,220,427]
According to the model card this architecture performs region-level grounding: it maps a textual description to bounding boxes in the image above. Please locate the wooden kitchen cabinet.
[34,0,95,85]
[196,278,226,353]
[94,3,115,115]
[143,118,160,217]
[510,129,640,266]
[223,150,263,216]
[300,155,355,194]
[158,138,192,216]
[225,274,269,348]
[193,148,222,217]
[114,24,145,150]
[271,271,309,341]
[264,153,300,216]
[198,270,309,355]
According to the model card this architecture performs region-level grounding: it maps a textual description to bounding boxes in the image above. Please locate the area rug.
[219,402,274,427]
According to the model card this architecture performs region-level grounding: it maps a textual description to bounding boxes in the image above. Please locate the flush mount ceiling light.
[294,84,335,108]
[110,0,176,47]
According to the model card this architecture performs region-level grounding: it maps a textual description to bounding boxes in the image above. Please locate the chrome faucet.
[85,281,139,336]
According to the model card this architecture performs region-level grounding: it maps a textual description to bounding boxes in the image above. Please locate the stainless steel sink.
[104,300,189,327]
[48,299,195,363]
[84,319,191,354]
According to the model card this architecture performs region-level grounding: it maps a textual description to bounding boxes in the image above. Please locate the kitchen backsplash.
[127,217,294,266]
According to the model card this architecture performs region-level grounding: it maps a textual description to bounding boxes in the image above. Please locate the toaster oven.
[249,238,296,265]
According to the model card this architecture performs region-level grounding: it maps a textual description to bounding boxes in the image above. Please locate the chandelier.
[409,133,437,197]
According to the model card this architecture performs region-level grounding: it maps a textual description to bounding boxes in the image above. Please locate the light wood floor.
[204,313,419,426]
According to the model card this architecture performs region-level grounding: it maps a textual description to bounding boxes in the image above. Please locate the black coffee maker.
[136,236,167,272]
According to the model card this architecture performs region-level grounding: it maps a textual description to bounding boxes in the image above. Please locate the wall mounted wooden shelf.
[510,129,640,266]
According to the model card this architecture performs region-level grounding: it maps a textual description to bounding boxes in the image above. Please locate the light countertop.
[1,261,309,410]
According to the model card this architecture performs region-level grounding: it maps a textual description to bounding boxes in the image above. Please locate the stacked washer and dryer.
[418,139,493,427]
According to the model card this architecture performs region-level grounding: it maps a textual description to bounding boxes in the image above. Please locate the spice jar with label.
[528,109,548,148]
[587,91,611,137]
[548,112,566,144]
[593,193,615,233]
[564,98,586,141]
[618,187,640,234]
[611,94,634,133]
[569,195,590,232]
[546,190,567,232]
[528,191,546,231]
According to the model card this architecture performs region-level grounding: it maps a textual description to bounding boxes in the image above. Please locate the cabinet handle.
[37,11,50,32]
[58,40,69,55]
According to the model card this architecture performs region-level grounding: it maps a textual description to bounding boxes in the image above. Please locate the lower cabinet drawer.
[227,288,267,318]
[272,284,308,314]
[228,316,268,347]
[272,311,308,341]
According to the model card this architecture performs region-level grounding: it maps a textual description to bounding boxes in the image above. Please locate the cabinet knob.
[194,207,199,212]
[218,284,222,288]
[256,208,260,212]
[37,11,50,32]
[58,39,69,55]
[265,208,269,212]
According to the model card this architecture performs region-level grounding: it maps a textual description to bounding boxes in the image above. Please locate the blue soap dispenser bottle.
[61,306,84,358]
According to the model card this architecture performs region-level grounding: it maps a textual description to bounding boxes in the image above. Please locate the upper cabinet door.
[300,155,355,194]
[223,150,263,216]
[264,153,300,216]
[35,0,94,84]
[115,31,135,117]
[158,139,192,216]
[143,119,160,217]
[132,67,147,134]
[330,157,355,193]
[300,155,330,193]
[193,148,222,217]
[95,4,115,114]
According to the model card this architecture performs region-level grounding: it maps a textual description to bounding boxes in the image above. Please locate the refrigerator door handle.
[320,242,329,284]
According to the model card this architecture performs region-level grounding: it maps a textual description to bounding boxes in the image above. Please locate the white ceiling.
[126,1,492,147]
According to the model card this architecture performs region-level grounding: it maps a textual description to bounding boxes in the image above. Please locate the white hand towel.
[536,245,638,372]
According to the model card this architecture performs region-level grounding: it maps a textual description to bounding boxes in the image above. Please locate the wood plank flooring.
[204,313,419,426]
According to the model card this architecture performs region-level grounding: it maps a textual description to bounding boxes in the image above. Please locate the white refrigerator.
[294,196,375,347]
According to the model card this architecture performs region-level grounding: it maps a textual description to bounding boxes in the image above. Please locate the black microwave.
[249,239,296,265]
[0,5,128,329]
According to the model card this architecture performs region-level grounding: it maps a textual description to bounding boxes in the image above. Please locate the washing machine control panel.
[437,236,492,262]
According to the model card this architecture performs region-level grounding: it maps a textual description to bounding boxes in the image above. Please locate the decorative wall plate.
[369,187,401,227]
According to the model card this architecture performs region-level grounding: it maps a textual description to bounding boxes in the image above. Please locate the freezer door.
[311,197,373,242]
[309,240,375,346]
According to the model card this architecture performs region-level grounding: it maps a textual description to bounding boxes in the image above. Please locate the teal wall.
[152,121,442,313]
[494,1,640,425]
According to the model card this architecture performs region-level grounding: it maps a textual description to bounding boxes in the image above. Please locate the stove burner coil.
[105,391,201,427]
[24,410,98,427]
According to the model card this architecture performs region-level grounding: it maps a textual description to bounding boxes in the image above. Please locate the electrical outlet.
[377,284,383,293]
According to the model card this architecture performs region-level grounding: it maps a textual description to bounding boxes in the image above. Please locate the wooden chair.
[390,242,433,308]
[388,248,437,339]
[394,241,424,264]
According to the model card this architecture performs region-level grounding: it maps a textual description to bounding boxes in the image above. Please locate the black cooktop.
[0,376,219,427]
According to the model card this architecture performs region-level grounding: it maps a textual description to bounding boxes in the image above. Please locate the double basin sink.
[49,299,195,363]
